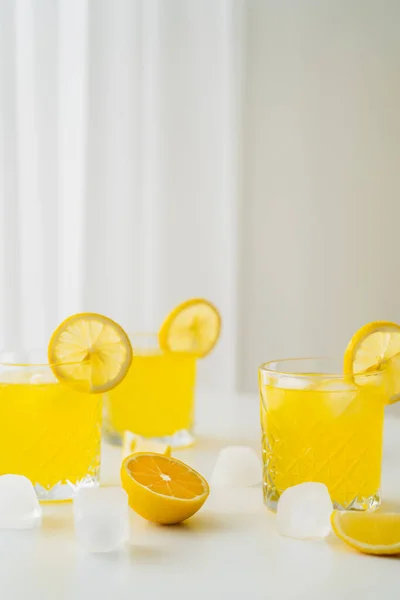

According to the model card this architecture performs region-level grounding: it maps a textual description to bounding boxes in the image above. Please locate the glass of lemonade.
[105,334,196,448]
[0,352,102,501]
[259,358,386,512]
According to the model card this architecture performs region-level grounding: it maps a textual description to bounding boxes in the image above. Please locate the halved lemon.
[122,431,171,460]
[48,313,132,393]
[343,321,400,402]
[331,510,400,555]
[159,298,221,358]
[121,453,209,524]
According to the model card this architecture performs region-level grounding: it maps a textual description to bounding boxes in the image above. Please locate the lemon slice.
[121,453,209,524]
[48,313,133,393]
[159,298,221,358]
[122,431,171,460]
[343,321,400,402]
[331,510,400,555]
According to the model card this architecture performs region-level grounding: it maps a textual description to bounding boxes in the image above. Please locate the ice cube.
[277,482,333,540]
[30,371,58,384]
[276,376,313,390]
[210,446,262,487]
[0,475,41,529]
[315,379,357,392]
[0,367,30,384]
[73,487,129,553]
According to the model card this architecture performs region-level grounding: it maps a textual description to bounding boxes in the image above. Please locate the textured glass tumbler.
[104,334,196,448]
[0,352,102,501]
[259,358,386,512]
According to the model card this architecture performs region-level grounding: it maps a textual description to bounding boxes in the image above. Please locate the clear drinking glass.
[0,352,102,501]
[104,334,196,448]
[259,358,387,512]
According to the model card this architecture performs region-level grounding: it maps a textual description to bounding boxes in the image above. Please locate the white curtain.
[1,0,400,393]
[0,0,242,391]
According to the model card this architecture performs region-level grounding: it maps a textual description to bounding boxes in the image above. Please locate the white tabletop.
[0,392,399,600]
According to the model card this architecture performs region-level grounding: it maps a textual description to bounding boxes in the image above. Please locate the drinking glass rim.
[259,356,381,379]
[0,361,87,368]
[127,332,198,358]
[128,332,158,342]
[127,333,161,356]
[0,334,161,365]
[0,350,89,368]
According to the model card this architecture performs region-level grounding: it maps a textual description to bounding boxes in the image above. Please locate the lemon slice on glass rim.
[48,313,133,393]
[158,298,221,358]
[343,321,400,403]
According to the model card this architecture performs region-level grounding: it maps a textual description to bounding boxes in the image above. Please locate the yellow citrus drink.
[0,361,101,501]
[106,336,196,445]
[259,358,386,511]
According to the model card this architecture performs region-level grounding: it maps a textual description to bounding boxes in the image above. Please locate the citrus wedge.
[122,432,171,460]
[48,313,132,393]
[159,298,221,358]
[121,453,209,524]
[343,321,400,402]
[331,510,400,555]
